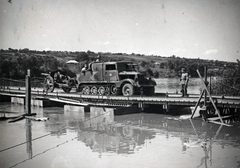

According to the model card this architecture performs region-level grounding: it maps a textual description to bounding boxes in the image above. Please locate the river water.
[0,102,240,168]
[155,78,202,94]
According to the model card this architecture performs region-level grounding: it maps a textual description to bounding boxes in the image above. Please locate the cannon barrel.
[41,73,50,76]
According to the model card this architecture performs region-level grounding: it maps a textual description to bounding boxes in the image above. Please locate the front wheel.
[122,83,134,96]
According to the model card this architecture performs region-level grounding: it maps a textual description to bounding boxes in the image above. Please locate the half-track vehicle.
[76,61,156,96]
[42,70,77,93]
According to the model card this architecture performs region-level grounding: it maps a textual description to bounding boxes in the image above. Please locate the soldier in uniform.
[180,67,189,97]
[96,55,101,62]
[81,64,88,72]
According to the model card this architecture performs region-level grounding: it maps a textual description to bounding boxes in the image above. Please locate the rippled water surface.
[0,103,240,168]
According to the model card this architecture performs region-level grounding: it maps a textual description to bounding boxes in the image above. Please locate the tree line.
[0,49,238,79]
[1,49,240,95]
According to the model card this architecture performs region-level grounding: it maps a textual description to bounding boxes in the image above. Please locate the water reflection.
[25,119,32,159]
[73,108,154,156]
[198,125,222,168]
[1,103,240,168]
[81,107,114,131]
[42,107,240,156]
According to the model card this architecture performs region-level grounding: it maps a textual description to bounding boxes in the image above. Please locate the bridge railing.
[0,76,239,96]
[0,77,44,91]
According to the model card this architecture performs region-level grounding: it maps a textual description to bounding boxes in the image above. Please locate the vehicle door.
[104,63,118,82]
[92,63,103,81]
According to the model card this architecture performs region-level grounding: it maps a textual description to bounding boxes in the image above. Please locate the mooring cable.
[0,109,111,153]
[9,137,78,168]
[4,78,25,83]
[0,132,53,153]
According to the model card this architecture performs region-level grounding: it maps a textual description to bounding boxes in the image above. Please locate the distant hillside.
[0,48,238,79]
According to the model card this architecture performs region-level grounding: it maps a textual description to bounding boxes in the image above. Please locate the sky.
[0,0,240,62]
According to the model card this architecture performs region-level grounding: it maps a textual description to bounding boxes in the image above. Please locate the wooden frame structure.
[191,69,232,126]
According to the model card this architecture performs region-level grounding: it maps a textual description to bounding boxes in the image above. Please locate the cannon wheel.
[44,76,54,92]
[122,83,134,96]
[62,86,72,93]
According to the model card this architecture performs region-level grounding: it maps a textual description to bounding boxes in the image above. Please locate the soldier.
[54,71,61,83]
[96,55,101,62]
[81,64,88,73]
[180,67,189,97]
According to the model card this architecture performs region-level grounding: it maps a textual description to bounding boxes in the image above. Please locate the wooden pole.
[26,119,32,158]
[210,76,212,95]
[204,66,207,107]
[3,77,5,90]
[190,90,204,119]
[26,69,31,114]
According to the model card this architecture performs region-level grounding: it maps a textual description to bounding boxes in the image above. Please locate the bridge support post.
[3,77,5,90]
[138,102,144,112]
[163,103,168,113]
[26,69,31,114]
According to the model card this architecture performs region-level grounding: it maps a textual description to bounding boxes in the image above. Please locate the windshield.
[117,63,137,72]
[132,64,139,71]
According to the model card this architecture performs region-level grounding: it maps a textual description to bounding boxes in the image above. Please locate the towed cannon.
[42,70,77,93]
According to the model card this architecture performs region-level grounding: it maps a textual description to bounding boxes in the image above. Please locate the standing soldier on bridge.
[180,67,189,97]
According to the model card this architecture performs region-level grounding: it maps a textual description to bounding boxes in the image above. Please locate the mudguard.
[118,79,136,88]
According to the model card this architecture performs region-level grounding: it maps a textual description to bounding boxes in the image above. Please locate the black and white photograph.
[0,0,240,167]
